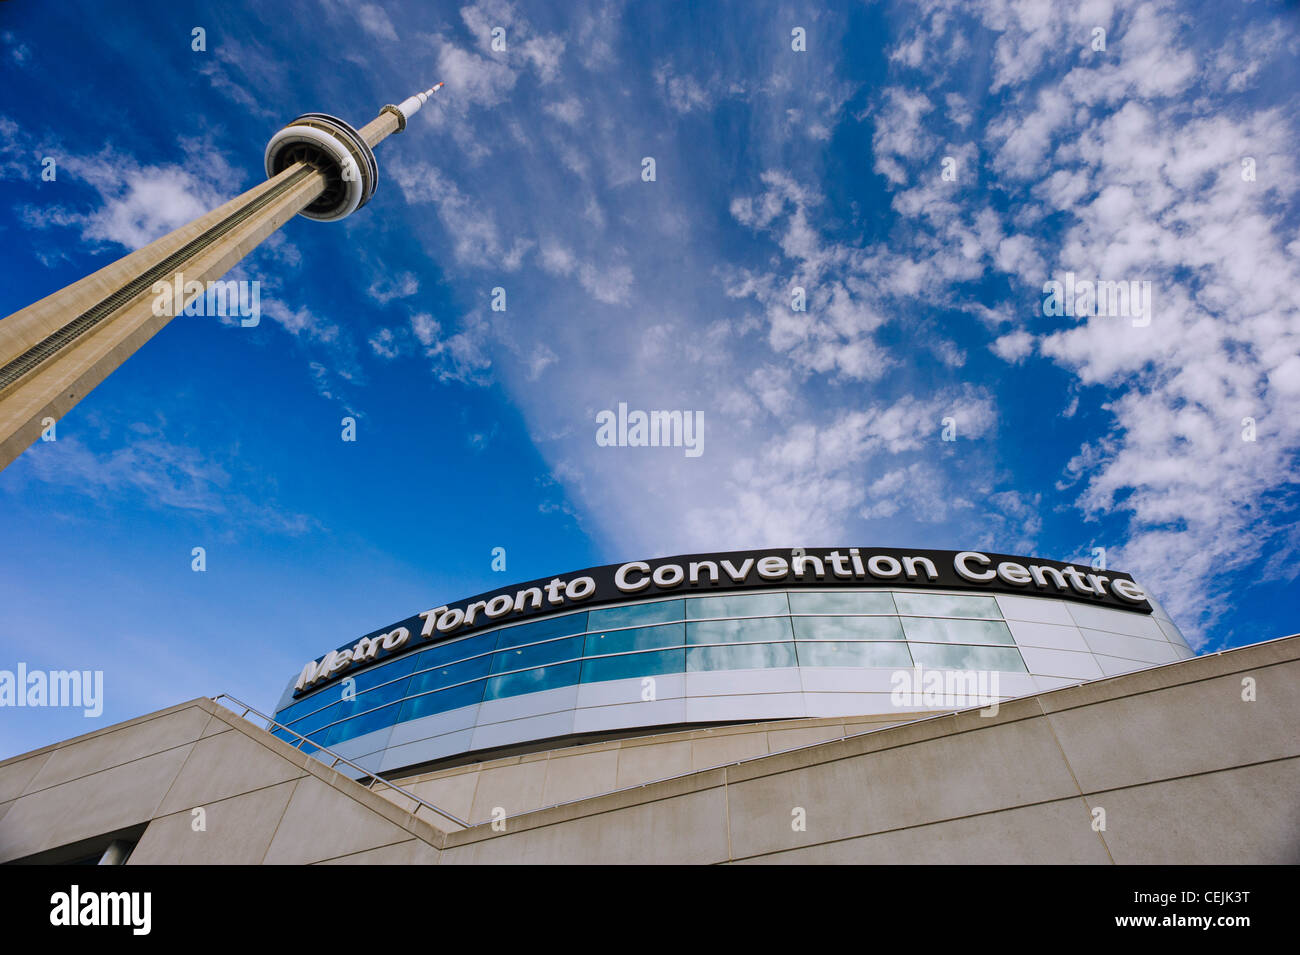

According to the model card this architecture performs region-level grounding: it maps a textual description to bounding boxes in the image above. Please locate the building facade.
[272,547,1195,777]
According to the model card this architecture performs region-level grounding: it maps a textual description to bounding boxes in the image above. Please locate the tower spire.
[365,81,445,145]
[395,82,445,127]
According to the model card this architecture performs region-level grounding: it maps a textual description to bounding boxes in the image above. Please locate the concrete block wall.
[0,697,447,865]
[375,711,930,825]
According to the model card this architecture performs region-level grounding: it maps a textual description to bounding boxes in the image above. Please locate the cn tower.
[0,82,444,471]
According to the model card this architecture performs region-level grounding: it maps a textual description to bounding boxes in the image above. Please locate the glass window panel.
[792,615,904,641]
[291,673,413,736]
[491,635,584,673]
[276,648,421,725]
[901,618,1014,645]
[686,642,797,671]
[417,634,494,669]
[795,641,913,668]
[908,643,1027,672]
[407,654,493,695]
[587,600,683,631]
[581,648,685,684]
[344,651,419,692]
[276,679,361,726]
[893,592,1002,618]
[398,680,486,723]
[327,675,414,723]
[787,591,897,615]
[585,622,684,656]
[493,611,588,649]
[286,701,341,736]
[686,592,789,619]
[320,702,399,747]
[275,689,335,727]
[484,662,582,700]
[687,617,794,644]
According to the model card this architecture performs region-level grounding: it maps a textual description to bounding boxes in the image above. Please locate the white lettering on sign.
[292,550,1149,692]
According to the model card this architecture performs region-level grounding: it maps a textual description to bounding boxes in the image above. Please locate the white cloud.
[883,0,1300,641]
[262,300,339,345]
[668,388,998,550]
[544,97,584,125]
[367,271,419,305]
[410,311,492,384]
[1268,356,1300,396]
[870,87,935,185]
[537,238,633,305]
[991,330,1034,363]
[521,34,565,82]
[389,158,516,269]
[2,31,32,66]
[655,64,711,114]
[7,127,245,254]
[31,157,226,252]
[368,327,402,359]
[356,4,398,42]
[11,431,317,535]
[433,38,518,108]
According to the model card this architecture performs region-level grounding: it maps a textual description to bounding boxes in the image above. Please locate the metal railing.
[210,693,468,830]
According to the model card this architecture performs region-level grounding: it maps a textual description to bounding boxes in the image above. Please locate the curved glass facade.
[273,589,1027,751]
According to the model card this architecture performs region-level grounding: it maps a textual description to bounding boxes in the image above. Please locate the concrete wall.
[0,697,446,865]
[426,634,1297,864]
[375,711,934,825]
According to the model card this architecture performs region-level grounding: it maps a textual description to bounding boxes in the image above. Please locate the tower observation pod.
[263,83,443,222]
[0,82,444,471]
[264,114,380,222]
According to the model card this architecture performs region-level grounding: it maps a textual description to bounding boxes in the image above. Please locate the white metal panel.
[1018,645,1107,681]
[996,594,1075,625]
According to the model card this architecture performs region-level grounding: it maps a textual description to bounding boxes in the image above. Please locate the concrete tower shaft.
[0,83,443,472]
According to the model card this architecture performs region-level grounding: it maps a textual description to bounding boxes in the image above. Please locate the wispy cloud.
[9,429,319,537]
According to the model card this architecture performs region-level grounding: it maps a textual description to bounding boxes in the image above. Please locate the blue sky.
[0,0,1297,758]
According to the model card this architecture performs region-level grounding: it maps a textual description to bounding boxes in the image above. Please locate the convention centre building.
[1,546,1295,866]
[270,546,1195,776]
